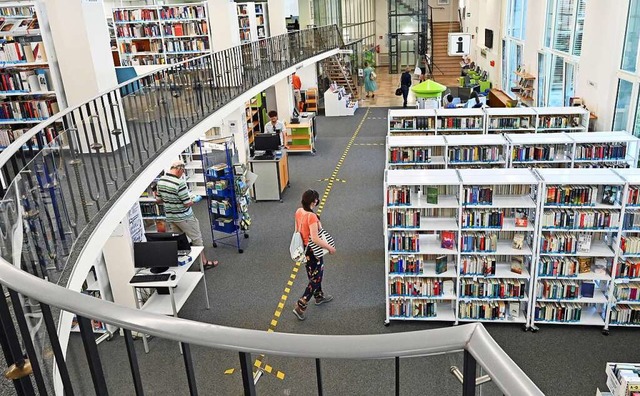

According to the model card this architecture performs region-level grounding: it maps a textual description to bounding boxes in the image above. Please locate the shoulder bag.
[308,226,335,259]
[289,215,307,263]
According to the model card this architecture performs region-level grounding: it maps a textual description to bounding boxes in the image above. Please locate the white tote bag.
[289,218,307,263]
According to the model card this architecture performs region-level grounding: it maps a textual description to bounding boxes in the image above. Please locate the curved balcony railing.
[0,25,542,395]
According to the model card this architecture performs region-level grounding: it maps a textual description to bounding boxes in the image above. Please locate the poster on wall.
[128,203,145,243]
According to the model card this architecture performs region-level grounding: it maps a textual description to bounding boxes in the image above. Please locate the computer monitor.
[133,241,178,274]
[254,133,281,157]
[145,232,190,252]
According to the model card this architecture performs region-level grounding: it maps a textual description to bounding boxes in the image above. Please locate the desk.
[286,117,315,153]
[489,88,517,107]
[249,151,289,202]
[130,246,209,352]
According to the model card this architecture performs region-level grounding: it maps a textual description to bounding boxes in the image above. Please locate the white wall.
[465,0,504,87]
[296,63,318,89]
[575,0,628,130]
[429,0,458,22]
[375,0,388,55]
[285,0,299,16]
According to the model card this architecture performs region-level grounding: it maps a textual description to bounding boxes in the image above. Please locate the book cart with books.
[531,168,625,331]
[112,2,211,66]
[384,169,460,324]
[606,169,640,332]
[0,2,64,151]
[456,169,540,326]
[200,137,250,253]
[485,107,537,134]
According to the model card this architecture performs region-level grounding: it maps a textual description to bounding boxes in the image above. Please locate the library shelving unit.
[514,70,535,106]
[531,168,625,331]
[457,168,541,325]
[200,137,250,253]
[435,108,485,135]
[534,106,589,133]
[182,144,206,197]
[236,2,269,43]
[386,135,447,169]
[602,362,640,396]
[324,86,358,117]
[304,88,318,112]
[0,2,64,150]
[506,132,575,168]
[384,169,460,324]
[606,169,640,332]
[113,2,211,66]
[444,134,508,169]
[566,131,639,169]
[388,109,437,136]
[485,107,537,134]
[245,97,261,147]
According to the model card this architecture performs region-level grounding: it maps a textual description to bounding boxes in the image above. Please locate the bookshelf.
[245,96,262,147]
[514,71,535,106]
[384,169,460,324]
[457,168,540,325]
[182,143,206,197]
[305,88,318,112]
[0,2,64,150]
[387,135,447,169]
[435,108,485,134]
[534,106,589,133]
[506,133,575,168]
[324,86,358,117]
[485,107,537,134]
[566,132,639,169]
[71,256,115,341]
[531,168,625,330]
[388,109,437,136]
[112,2,211,66]
[236,2,269,43]
[444,134,508,169]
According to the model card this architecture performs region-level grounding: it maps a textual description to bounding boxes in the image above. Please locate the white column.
[44,0,117,107]
[267,0,294,121]
[268,0,288,36]
[208,0,241,51]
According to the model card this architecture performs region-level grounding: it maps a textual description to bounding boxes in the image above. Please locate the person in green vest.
[363,62,377,98]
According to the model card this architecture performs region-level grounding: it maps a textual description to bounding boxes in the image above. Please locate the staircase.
[323,55,359,100]
[430,21,462,78]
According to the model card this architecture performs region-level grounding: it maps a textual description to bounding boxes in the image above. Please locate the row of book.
[536,279,596,299]
[139,202,165,217]
[164,39,209,53]
[574,143,627,161]
[462,186,493,205]
[511,145,564,162]
[448,146,502,163]
[0,99,59,121]
[438,117,483,130]
[541,209,619,230]
[616,259,640,278]
[163,21,208,37]
[460,279,526,299]
[113,6,206,22]
[534,302,583,322]
[116,25,162,39]
[0,41,47,63]
[537,115,582,129]
[538,256,606,277]
[620,236,640,254]
[613,283,640,301]
[458,301,520,320]
[628,187,640,206]
[0,68,52,93]
[460,232,500,253]
[0,126,55,148]
[488,117,532,129]
[540,233,593,254]
[114,9,158,22]
[161,6,206,20]
[389,117,434,130]
[389,255,449,275]
[239,31,252,42]
[609,304,640,324]
[119,41,161,54]
[623,212,640,230]
[461,209,504,229]
[387,209,420,228]
[388,147,432,163]
[388,232,419,252]
[545,185,601,206]
[387,186,412,206]
[388,278,447,297]
[210,199,231,216]
[0,18,39,34]
[0,7,33,18]
[388,299,438,318]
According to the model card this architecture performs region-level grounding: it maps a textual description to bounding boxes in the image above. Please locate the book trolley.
[200,137,250,253]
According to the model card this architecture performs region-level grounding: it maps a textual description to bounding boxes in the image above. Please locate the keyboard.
[130,273,171,284]
[254,154,274,160]
[178,250,191,256]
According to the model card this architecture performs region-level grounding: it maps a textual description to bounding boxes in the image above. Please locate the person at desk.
[156,160,219,270]
[265,110,286,147]
[443,94,457,109]
[469,91,484,108]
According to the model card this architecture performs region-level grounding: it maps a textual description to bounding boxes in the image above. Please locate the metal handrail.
[0,256,543,395]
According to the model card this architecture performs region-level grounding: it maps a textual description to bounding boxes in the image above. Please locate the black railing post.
[77,316,108,396]
[315,358,323,396]
[40,303,75,396]
[395,356,400,396]
[123,330,144,396]
[181,343,198,396]
[0,287,34,395]
[238,352,256,396]
[462,350,477,396]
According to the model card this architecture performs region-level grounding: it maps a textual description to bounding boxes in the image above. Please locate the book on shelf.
[580,282,595,298]
[510,257,524,274]
[440,231,455,250]
[435,255,447,274]
[508,302,520,319]
[514,209,528,227]
[426,187,438,204]
[577,234,592,253]
[578,257,592,273]
[512,234,524,250]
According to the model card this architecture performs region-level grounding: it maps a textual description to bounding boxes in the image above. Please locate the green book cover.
[426,187,438,204]
[435,256,447,274]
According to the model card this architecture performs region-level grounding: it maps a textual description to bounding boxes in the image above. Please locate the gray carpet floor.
[38,106,640,395]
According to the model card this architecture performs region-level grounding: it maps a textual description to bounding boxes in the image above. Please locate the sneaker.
[315,294,334,305]
[293,306,306,321]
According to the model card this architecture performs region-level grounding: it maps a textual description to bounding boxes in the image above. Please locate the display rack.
[531,168,625,330]
[324,86,358,117]
[0,1,64,150]
[603,362,640,396]
[200,137,250,253]
[112,2,211,66]
[236,2,269,43]
[457,168,540,325]
[384,169,460,324]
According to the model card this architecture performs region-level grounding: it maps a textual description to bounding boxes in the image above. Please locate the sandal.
[203,260,219,270]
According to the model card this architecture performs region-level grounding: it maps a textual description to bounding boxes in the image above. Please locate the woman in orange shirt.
[293,189,336,321]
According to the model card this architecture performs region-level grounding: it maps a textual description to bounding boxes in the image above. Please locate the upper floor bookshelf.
[0,1,65,150]
[112,2,211,66]
[236,2,269,43]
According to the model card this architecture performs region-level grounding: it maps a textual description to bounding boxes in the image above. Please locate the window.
[613,79,634,132]
[507,0,527,40]
[613,1,640,135]
[502,0,527,93]
[543,0,587,56]
[622,0,640,72]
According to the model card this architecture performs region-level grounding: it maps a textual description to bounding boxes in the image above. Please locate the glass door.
[398,34,417,72]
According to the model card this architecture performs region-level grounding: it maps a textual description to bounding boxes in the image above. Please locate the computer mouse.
[170,274,176,281]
